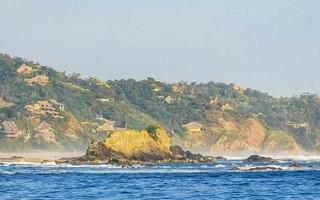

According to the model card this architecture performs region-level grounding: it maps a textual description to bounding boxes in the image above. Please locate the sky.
[0,0,319,96]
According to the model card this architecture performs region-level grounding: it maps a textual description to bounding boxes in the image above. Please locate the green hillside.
[1,53,320,154]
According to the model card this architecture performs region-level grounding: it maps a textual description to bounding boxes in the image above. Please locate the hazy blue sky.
[0,0,319,96]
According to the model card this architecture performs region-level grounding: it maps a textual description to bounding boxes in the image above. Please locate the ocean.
[0,159,319,199]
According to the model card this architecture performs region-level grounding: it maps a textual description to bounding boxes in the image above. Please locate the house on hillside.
[25,103,44,116]
[38,101,62,118]
[49,100,65,112]
[25,101,63,119]
[38,101,55,112]
[151,84,162,92]
[96,98,114,104]
[285,121,309,129]
[172,84,183,94]
[210,97,218,105]
[17,64,33,74]
[82,121,99,128]
[26,75,49,86]
[163,96,175,104]
[232,84,246,93]
[1,121,21,138]
[34,121,56,143]
[0,97,14,109]
[183,122,204,132]
[94,114,105,121]
[89,77,111,88]
[221,103,234,111]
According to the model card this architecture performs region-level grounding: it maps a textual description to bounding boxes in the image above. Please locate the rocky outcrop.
[170,145,214,162]
[245,155,277,163]
[68,126,214,165]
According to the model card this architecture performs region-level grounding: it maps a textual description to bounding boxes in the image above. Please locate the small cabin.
[49,100,65,112]
[94,114,105,121]
[0,97,14,108]
[37,101,55,112]
[35,121,56,143]
[163,96,175,104]
[183,122,204,132]
[172,84,183,94]
[17,64,33,74]
[221,103,234,111]
[285,121,309,129]
[96,98,114,104]
[1,121,21,138]
[90,77,111,88]
[26,75,49,86]
[210,97,218,105]
[151,84,162,92]
[25,104,45,115]
[25,101,63,118]
[233,84,246,93]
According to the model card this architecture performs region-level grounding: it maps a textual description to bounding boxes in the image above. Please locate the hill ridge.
[0,53,320,155]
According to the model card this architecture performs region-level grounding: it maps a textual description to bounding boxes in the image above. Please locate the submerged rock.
[237,166,282,171]
[245,155,277,163]
[289,163,304,168]
[65,126,214,165]
[289,163,313,168]
[214,156,227,161]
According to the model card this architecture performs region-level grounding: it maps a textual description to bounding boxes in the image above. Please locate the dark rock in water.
[64,144,214,165]
[214,156,227,161]
[169,146,215,163]
[248,166,282,171]
[185,151,197,160]
[289,163,304,168]
[170,145,186,159]
[289,163,313,168]
[61,127,215,165]
[245,155,277,163]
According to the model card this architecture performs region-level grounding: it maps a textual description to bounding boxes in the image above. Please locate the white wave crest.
[0,170,15,175]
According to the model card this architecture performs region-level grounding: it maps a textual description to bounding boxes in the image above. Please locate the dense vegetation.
[1,53,320,153]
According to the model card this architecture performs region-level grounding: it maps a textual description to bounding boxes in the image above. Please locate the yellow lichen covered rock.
[76,126,215,164]
[103,127,171,158]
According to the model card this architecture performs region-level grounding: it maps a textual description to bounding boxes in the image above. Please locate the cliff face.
[210,118,266,155]
[80,127,214,164]
[175,116,304,156]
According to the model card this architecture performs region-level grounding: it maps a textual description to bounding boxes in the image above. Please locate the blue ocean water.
[0,160,319,200]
